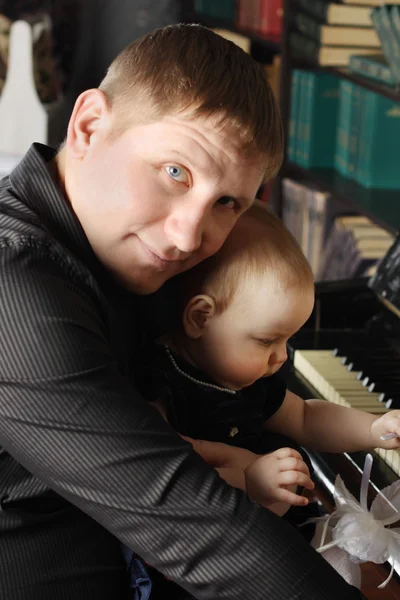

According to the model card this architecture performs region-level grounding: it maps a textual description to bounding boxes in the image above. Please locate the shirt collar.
[10,142,110,287]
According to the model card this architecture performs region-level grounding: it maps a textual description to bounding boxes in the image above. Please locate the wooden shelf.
[284,162,400,235]
[194,15,281,52]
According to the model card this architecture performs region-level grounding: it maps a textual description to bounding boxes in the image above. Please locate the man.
[0,24,365,599]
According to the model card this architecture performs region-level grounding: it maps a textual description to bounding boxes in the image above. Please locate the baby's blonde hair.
[175,204,314,315]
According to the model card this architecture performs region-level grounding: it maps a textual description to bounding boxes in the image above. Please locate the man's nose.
[164,198,210,254]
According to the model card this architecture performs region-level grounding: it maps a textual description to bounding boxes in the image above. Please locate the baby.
[136,203,400,513]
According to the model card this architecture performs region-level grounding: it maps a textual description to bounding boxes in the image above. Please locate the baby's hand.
[371,410,400,448]
[244,447,314,509]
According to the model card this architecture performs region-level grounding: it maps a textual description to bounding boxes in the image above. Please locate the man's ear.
[183,295,216,339]
[66,89,112,158]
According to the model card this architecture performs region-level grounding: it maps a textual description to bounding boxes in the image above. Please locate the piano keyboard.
[293,349,400,478]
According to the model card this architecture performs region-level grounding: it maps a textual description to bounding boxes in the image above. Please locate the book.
[302,72,340,169]
[288,69,302,162]
[306,189,331,276]
[295,71,308,166]
[349,54,397,87]
[347,84,363,178]
[294,13,380,47]
[281,178,309,251]
[334,80,353,176]
[370,7,400,84]
[355,92,400,189]
[259,0,283,36]
[289,33,378,66]
[296,0,372,27]
[317,216,393,281]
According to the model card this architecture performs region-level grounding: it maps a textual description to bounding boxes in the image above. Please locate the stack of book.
[281,178,354,277]
[288,70,340,168]
[335,80,400,188]
[288,70,400,188]
[289,0,382,66]
[317,215,394,281]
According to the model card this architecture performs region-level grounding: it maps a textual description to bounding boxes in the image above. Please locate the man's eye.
[259,339,273,346]
[217,196,237,210]
[165,165,188,183]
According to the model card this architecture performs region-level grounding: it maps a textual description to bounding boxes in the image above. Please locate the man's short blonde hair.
[175,204,314,315]
[99,23,283,181]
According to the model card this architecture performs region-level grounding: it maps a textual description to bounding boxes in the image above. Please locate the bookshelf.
[286,162,400,234]
[188,0,400,238]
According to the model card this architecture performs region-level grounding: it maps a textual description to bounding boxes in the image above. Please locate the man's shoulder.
[0,173,49,246]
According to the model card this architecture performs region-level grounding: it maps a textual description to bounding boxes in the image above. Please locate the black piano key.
[367,379,400,393]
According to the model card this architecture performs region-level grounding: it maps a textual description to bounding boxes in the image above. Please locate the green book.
[370,7,400,84]
[303,73,340,168]
[295,71,308,166]
[334,80,353,177]
[288,70,302,162]
[349,54,397,87]
[347,84,363,179]
[356,92,400,189]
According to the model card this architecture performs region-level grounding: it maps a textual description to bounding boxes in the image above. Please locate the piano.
[287,233,400,510]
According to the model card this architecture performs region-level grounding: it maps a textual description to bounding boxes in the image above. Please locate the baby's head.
[171,204,315,390]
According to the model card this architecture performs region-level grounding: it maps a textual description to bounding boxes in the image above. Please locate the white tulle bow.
[315,453,400,588]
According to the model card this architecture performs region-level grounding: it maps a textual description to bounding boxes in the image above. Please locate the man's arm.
[0,246,365,600]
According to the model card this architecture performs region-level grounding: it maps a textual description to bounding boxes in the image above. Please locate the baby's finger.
[273,488,309,507]
[279,456,310,477]
[279,470,314,490]
[273,447,303,461]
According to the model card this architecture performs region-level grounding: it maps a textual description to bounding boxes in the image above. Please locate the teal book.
[349,54,397,87]
[334,80,353,177]
[390,6,400,64]
[288,70,301,162]
[295,71,308,166]
[347,84,363,179]
[370,7,400,84]
[354,87,367,184]
[303,73,340,168]
[356,92,400,189]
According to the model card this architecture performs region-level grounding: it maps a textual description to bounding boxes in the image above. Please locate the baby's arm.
[264,390,400,453]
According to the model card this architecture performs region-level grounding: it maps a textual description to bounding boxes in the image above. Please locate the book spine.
[347,84,362,179]
[370,7,400,83]
[334,80,352,176]
[307,74,340,168]
[303,72,314,167]
[259,0,282,35]
[349,55,397,86]
[295,71,308,166]
[365,94,400,189]
[288,70,301,162]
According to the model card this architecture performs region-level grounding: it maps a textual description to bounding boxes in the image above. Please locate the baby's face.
[198,278,314,390]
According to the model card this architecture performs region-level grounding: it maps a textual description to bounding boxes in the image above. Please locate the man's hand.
[245,447,314,508]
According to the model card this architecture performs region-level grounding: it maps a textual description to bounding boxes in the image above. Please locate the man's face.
[65,103,265,294]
